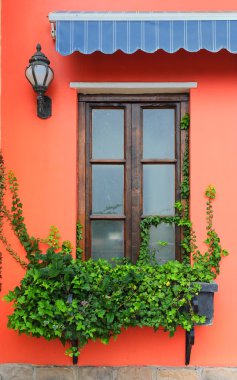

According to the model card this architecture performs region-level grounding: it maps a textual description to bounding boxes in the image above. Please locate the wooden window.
[78,94,189,262]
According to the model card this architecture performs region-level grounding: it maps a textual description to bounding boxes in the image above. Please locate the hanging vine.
[0,155,27,270]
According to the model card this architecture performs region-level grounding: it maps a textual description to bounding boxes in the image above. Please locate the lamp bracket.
[37,95,52,119]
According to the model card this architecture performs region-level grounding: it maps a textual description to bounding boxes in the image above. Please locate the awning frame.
[48,12,237,22]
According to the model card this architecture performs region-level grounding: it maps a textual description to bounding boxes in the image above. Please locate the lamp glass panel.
[33,64,47,86]
[25,66,36,86]
[45,67,54,87]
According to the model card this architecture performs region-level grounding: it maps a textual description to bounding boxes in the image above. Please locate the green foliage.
[3,249,205,356]
[192,185,228,277]
[0,157,28,269]
[76,222,83,259]
[180,113,190,130]
[7,170,41,264]
[181,133,190,200]
[180,114,190,263]
[205,185,216,199]
[4,188,228,358]
[0,110,228,361]
[41,226,61,250]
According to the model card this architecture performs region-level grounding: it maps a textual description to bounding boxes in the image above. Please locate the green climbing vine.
[180,113,190,130]
[0,157,28,269]
[180,113,191,263]
[41,225,61,250]
[76,222,83,260]
[180,113,190,203]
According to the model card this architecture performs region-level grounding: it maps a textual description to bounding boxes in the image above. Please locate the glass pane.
[143,109,175,159]
[149,223,175,264]
[92,220,124,260]
[92,165,124,214]
[92,109,124,159]
[143,165,175,215]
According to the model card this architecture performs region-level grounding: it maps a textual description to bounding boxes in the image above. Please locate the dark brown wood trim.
[79,93,189,103]
[141,159,178,164]
[180,100,190,262]
[78,94,189,262]
[141,214,176,219]
[131,104,142,263]
[124,104,132,259]
[90,215,126,220]
[85,103,91,259]
[90,159,126,164]
[175,102,182,261]
[78,101,86,259]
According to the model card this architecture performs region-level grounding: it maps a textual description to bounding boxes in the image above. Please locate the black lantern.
[25,44,54,119]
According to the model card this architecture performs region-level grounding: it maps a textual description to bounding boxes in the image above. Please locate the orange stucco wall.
[1,0,237,367]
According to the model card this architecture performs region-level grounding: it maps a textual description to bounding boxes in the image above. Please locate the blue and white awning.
[48,12,237,55]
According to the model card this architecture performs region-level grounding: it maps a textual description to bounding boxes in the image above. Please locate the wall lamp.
[25,44,54,119]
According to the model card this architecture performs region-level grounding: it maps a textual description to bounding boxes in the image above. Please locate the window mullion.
[175,103,182,261]
[85,103,92,260]
[124,104,132,259]
[78,101,86,259]
[180,100,190,261]
[131,104,142,263]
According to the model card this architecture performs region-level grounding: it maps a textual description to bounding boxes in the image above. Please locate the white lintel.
[69,82,197,94]
[49,12,237,22]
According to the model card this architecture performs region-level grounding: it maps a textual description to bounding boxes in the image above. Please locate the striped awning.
[48,12,237,55]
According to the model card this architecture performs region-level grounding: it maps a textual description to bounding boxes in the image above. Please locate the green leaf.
[106,313,114,324]
[101,337,110,345]
[55,300,67,312]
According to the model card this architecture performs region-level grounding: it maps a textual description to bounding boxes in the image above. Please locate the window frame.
[78,93,189,262]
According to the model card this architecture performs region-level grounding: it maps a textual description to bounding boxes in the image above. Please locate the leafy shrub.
[3,187,227,358]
